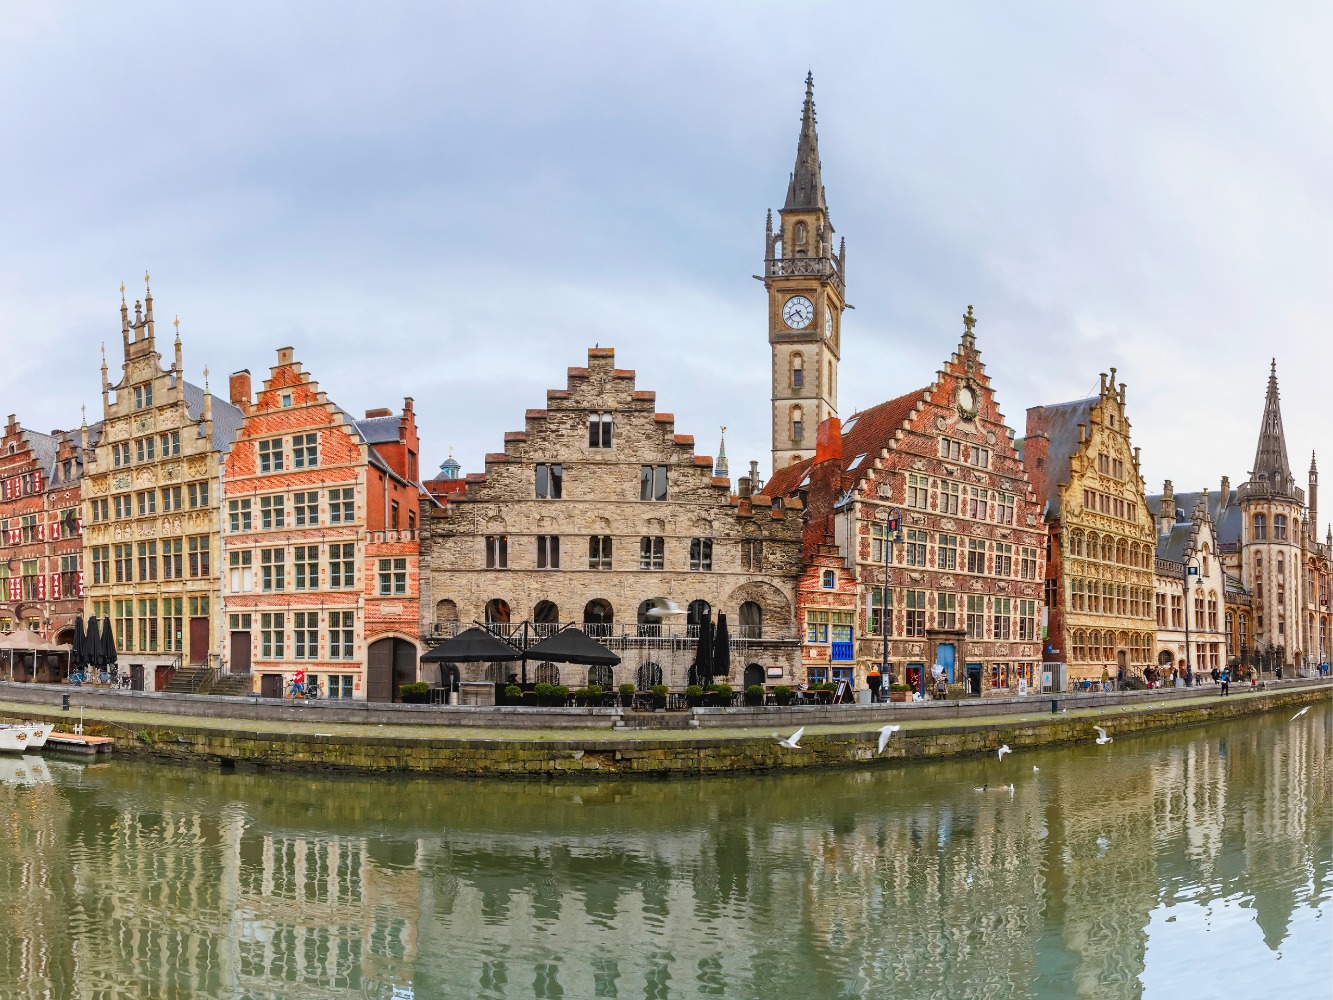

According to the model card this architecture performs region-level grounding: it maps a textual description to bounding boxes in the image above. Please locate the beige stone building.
[418,347,804,690]
[1147,484,1229,678]
[82,281,243,690]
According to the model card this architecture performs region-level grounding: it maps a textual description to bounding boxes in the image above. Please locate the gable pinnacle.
[962,304,977,346]
[783,72,827,213]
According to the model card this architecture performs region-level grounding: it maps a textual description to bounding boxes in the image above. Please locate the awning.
[523,626,621,666]
[420,626,522,663]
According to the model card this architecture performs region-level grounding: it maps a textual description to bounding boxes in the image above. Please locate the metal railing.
[765,255,844,293]
[428,620,798,647]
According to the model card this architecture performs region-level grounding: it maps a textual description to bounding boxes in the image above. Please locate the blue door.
[936,644,956,683]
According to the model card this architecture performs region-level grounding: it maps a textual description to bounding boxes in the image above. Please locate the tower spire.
[784,72,827,212]
[714,426,729,479]
[1251,358,1293,495]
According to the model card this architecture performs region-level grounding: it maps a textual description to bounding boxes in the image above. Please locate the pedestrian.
[1220,667,1230,696]
[1101,666,1110,693]
[1275,663,1283,680]
[866,670,882,703]
[935,671,948,701]
[1249,667,1257,689]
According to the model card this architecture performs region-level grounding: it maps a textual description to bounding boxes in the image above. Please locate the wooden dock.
[44,732,115,756]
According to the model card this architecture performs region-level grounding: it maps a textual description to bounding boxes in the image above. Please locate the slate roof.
[1025,396,1097,519]
[1146,489,1243,548]
[22,429,59,478]
[354,415,402,445]
[183,381,245,453]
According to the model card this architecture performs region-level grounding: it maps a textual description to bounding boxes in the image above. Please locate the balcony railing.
[765,255,844,293]
[428,620,798,647]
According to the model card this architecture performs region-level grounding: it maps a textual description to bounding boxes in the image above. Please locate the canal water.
[0,704,1327,999]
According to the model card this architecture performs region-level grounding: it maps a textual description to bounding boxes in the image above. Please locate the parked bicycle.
[68,669,87,686]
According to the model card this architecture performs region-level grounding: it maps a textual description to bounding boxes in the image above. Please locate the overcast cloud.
[0,2,1328,522]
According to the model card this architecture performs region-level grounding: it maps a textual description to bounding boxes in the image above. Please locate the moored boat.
[0,725,46,753]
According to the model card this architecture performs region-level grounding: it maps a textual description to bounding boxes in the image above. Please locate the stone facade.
[765,308,1046,696]
[418,347,805,690]
[0,415,94,655]
[1147,484,1229,677]
[1024,370,1157,688]
[221,348,422,701]
[82,283,244,690]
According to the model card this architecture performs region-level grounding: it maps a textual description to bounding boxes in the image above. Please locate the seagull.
[997,744,1011,761]
[1292,706,1311,721]
[1093,726,1113,745]
[775,727,805,749]
[877,724,901,755]
[1032,765,1040,772]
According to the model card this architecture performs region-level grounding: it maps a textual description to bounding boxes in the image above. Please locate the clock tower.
[765,73,846,473]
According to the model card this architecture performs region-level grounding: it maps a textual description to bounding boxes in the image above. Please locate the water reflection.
[0,705,1325,999]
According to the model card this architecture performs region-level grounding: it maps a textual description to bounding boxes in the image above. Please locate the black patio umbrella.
[85,617,103,669]
[71,616,86,669]
[712,613,731,685]
[420,625,522,663]
[522,626,620,667]
[694,616,714,688]
[99,618,118,671]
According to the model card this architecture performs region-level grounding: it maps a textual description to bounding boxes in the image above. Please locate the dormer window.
[133,384,153,410]
[822,569,836,590]
[281,393,293,407]
[588,412,613,448]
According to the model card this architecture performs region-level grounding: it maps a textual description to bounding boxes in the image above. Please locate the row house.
[0,415,95,656]
[764,309,1047,696]
[221,348,421,701]
[1023,371,1157,688]
[82,281,244,691]
[1146,483,1229,676]
[418,347,804,691]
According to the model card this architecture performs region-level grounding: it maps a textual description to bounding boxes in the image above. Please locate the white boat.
[24,723,53,748]
[0,755,50,784]
[0,724,48,753]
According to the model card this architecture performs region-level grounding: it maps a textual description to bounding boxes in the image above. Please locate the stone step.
[211,676,255,697]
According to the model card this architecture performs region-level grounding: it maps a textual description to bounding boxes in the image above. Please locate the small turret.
[1159,480,1175,536]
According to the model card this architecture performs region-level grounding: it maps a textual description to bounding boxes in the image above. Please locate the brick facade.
[418,347,805,690]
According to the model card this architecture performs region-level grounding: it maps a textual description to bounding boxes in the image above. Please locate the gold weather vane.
[174,315,180,335]
[119,282,125,304]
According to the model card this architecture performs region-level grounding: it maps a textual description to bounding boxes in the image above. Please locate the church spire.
[784,72,827,213]
[1251,358,1293,495]
[714,426,729,479]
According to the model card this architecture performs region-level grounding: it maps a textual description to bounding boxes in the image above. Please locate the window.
[791,354,804,388]
[90,497,108,522]
[994,543,1013,577]
[1018,599,1037,641]
[111,495,129,520]
[869,588,891,635]
[937,533,959,570]
[639,536,665,570]
[20,560,37,600]
[966,539,986,574]
[1170,594,1183,628]
[1274,514,1288,540]
[114,544,133,583]
[138,598,158,652]
[485,535,508,569]
[229,550,252,593]
[969,445,990,468]
[689,537,713,571]
[187,481,209,508]
[328,611,354,660]
[260,612,284,659]
[535,463,563,499]
[805,610,829,644]
[257,438,283,473]
[260,495,285,530]
[162,537,183,579]
[159,431,180,457]
[1155,592,1167,627]
[588,535,612,570]
[822,569,836,589]
[937,592,957,630]
[992,598,1012,639]
[536,535,560,569]
[294,545,319,590]
[741,539,764,572]
[967,486,987,520]
[588,412,614,448]
[1072,630,1086,660]
[228,498,252,532]
[1252,514,1267,541]
[939,439,962,461]
[378,558,407,595]
[112,442,131,467]
[136,491,156,516]
[328,487,355,524]
[92,545,110,585]
[390,500,400,529]
[791,406,804,441]
[995,493,1015,525]
[115,599,134,651]
[19,514,37,543]
[1045,578,1059,608]
[161,485,182,512]
[939,481,961,515]
[1207,596,1218,631]
[1020,547,1039,580]
[163,597,183,653]
[831,611,854,648]
[966,595,986,638]
[294,611,319,659]
[329,543,355,588]
[133,384,153,409]
[906,474,930,510]
[904,529,927,567]
[870,523,887,563]
[639,465,668,501]
[261,548,285,592]
[135,437,155,463]
[905,591,926,637]
[137,541,158,581]
[292,433,318,469]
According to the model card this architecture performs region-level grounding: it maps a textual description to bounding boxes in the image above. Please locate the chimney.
[738,476,752,500]
[1219,475,1231,509]
[749,460,762,493]
[229,370,252,412]
[365,407,393,419]
[814,416,843,465]
[1159,480,1175,536]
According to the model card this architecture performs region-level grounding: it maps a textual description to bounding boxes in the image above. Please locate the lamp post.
[880,507,903,689]
[1183,555,1201,683]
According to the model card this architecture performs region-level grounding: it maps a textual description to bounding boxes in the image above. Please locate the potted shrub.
[773,685,794,706]
[888,683,911,703]
[745,684,765,706]
[399,682,430,704]
[504,684,522,705]
[651,684,669,710]
[619,682,636,707]
[706,683,733,707]
[553,684,571,707]
[685,684,705,707]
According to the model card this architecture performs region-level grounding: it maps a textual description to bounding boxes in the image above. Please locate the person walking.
[1101,666,1110,693]
[1220,667,1230,696]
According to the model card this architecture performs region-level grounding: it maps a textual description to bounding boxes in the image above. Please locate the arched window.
[795,221,807,244]
[1088,630,1100,658]
[687,600,712,634]
[791,353,804,389]
[1073,630,1086,659]
[739,601,763,638]
[791,405,804,442]
[1070,530,1084,557]
[1103,632,1114,658]
[587,664,613,689]
[583,598,614,636]
[1253,514,1267,540]
[484,599,510,625]
[1102,536,1115,562]
[1086,532,1098,562]
[1274,514,1288,540]
[434,599,458,623]
[636,662,663,690]
[534,662,560,685]
[534,600,559,626]
[1116,539,1128,564]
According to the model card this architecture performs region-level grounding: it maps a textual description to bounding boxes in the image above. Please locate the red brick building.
[0,416,95,645]
[763,308,1047,696]
[222,348,423,701]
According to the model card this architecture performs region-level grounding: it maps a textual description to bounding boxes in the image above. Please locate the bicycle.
[286,679,320,700]
[68,670,86,687]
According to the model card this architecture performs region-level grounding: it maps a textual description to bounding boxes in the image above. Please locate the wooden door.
[188,618,209,665]
[230,632,252,674]
[130,664,144,691]
[154,665,172,691]
[392,639,417,701]
[260,674,283,699]
[366,640,392,702]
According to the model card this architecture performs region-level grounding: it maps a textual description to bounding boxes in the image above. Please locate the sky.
[0,2,1329,519]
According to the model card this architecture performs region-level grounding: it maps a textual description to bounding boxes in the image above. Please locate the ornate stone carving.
[161,463,180,482]
[112,473,131,491]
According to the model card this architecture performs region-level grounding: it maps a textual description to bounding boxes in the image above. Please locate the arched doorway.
[584,599,613,637]
[534,600,560,633]
[744,663,765,688]
[637,662,662,690]
[485,599,511,626]
[739,601,762,638]
[367,637,418,703]
[534,662,560,685]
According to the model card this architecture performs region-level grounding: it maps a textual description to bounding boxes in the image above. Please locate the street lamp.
[880,507,903,689]
[1183,555,1201,682]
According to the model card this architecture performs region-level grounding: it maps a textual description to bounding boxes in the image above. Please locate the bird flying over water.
[1292,706,1310,721]
[1093,726,1113,745]
[997,745,1011,760]
[776,727,805,749]
[877,724,901,755]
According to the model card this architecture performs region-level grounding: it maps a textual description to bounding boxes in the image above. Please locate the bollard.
[1051,698,1058,715]
[62,693,70,711]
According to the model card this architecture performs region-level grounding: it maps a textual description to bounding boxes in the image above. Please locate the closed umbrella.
[72,617,86,669]
[712,613,731,686]
[86,617,103,669]
[694,616,714,688]
[99,619,117,672]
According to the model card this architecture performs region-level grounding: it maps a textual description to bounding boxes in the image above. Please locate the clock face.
[957,385,977,416]
[782,296,814,330]
[824,308,833,338]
